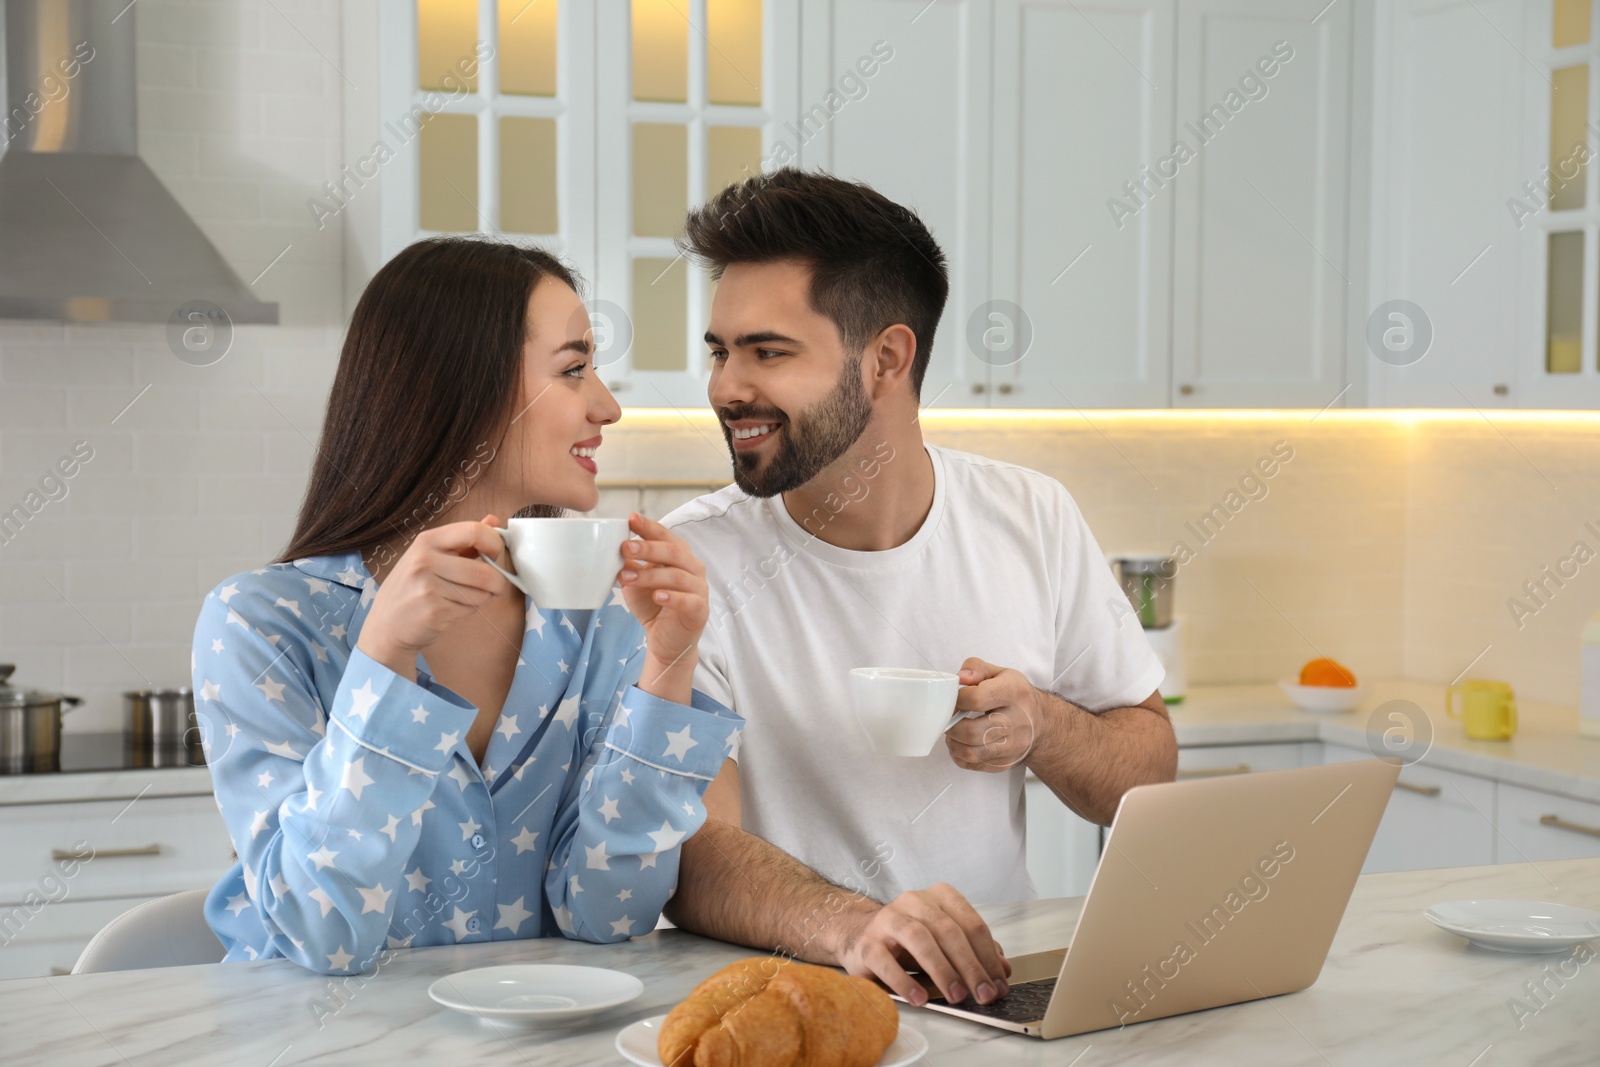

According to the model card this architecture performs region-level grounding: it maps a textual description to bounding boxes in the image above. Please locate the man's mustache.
[717,408,788,427]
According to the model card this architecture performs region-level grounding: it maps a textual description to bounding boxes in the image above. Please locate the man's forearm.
[663,818,876,963]
[1025,691,1177,825]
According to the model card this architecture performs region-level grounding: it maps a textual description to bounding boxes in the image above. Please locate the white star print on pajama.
[191,550,739,975]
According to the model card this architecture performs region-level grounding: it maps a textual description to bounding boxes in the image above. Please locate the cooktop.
[2,732,207,776]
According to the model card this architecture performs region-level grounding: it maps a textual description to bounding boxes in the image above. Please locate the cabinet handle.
[971,383,986,394]
[1492,384,1509,396]
[998,383,1014,395]
[52,844,161,860]
[1177,764,1251,778]
[1178,384,1195,396]
[1394,781,1442,797]
[50,967,71,976]
[1539,814,1600,839]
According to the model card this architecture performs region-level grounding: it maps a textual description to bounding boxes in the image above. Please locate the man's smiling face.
[705,260,874,498]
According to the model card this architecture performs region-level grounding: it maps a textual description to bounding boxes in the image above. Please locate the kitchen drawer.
[1176,742,1307,779]
[1495,782,1600,863]
[1322,745,1496,873]
[0,895,153,980]
[0,794,233,906]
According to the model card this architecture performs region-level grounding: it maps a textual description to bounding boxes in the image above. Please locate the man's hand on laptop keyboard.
[833,883,1012,1007]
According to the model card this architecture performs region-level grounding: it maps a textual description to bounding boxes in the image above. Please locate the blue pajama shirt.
[190,551,740,975]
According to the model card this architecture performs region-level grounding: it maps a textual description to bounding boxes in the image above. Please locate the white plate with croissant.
[618,957,929,1067]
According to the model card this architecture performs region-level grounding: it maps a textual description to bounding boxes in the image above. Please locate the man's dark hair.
[679,168,949,396]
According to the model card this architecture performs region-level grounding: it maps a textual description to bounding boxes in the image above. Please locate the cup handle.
[1444,684,1462,720]
[943,710,984,733]
[481,527,530,597]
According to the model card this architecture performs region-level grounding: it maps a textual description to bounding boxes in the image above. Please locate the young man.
[659,169,1176,996]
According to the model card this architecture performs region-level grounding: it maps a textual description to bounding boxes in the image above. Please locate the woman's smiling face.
[490,277,622,514]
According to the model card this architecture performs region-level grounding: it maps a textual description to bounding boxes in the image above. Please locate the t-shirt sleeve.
[1051,489,1165,712]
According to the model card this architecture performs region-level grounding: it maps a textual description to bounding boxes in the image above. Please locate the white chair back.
[72,889,224,974]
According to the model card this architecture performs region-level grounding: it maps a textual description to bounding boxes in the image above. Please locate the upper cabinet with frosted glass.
[342,0,1600,409]
[346,0,794,411]
[1366,0,1600,408]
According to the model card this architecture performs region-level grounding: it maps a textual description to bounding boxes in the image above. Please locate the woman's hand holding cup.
[355,516,518,682]
[617,513,708,703]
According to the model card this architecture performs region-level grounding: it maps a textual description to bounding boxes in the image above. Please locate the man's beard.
[722,361,873,499]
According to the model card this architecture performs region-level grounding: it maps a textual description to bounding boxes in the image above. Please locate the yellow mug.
[1445,680,1517,741]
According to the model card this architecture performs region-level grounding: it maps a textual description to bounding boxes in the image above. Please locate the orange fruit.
[1299,658,1357,687]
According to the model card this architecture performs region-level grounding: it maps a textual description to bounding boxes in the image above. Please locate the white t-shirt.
[662,443,1163,905]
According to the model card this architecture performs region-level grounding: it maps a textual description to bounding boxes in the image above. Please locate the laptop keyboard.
[944,977,1056,1023]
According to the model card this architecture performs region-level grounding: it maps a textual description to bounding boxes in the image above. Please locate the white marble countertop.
[1170,680,1600,804]
[4,858,1596,1065]
[0,765,212,808]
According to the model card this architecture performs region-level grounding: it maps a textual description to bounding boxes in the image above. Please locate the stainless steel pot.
[123,688,203,766]
[0,665,82,774]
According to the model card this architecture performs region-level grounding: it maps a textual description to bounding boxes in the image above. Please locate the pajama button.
[466,916,480,932]
[471,834,485,848]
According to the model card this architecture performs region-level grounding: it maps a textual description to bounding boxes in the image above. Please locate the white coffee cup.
[849,667,975,757]
[483,517,630,610]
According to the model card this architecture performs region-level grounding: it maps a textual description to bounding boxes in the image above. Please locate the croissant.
[659,956,899,1067]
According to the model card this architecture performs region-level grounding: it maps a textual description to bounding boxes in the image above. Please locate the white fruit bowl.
[1279,679,1363,714]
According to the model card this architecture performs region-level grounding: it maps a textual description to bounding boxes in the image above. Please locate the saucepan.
[123,687,204,767]
[0,664,83,774]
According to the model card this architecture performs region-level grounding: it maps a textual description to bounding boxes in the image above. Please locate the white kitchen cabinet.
[0,896,155,979]
[353,0,1598,411]
[1024,774,1102,899]
[1495,781,1600,863]
[1321,744,1497,873]
[798,0,993,411]
[1364,0,1527,409]
[989,0,1176,409]
[0,791,231,980]
[1170,0,1354,408]
[1176,740,1310,777]
[0,794,234,906]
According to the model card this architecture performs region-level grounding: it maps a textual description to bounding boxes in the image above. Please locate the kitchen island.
[5,858,1596,1066]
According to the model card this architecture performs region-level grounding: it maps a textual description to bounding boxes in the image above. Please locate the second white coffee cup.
[849,667,968,757]
[483,517,630,610]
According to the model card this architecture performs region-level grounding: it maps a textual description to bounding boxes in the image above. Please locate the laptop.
[896,758,1400,1038]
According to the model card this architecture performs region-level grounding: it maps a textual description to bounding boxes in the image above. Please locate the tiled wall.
[1404,418,1600,707]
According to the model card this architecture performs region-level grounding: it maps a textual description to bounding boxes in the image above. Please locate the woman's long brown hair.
[272,236,579,565]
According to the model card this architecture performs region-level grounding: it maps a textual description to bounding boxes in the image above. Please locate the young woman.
[191,237,738,975]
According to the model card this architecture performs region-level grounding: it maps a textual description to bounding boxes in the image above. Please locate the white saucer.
[616,1013,928,1067]
[1424,900,1600,954]
[429,964,644,1023]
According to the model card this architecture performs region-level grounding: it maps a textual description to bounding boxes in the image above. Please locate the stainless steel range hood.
[0,0,277,325]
